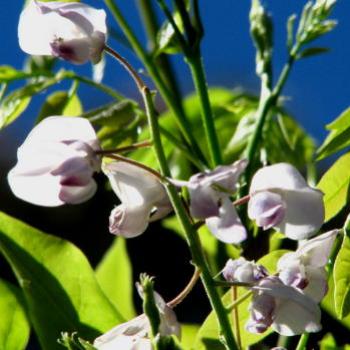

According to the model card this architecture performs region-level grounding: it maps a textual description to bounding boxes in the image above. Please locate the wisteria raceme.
[222,230,338,336]
[103,161,172,238]
[8,117,101,206]
[18,0,107,64]
[248,163,325,240]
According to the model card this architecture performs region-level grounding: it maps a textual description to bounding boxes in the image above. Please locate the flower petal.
[26,117,99,148]
[104,162,167,208]
[274,188,325,240]
[8,169,63,207]
[59,179,97,204]
[250,163,309,193]
[205,197,247,244]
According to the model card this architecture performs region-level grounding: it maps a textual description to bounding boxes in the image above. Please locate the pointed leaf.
[317,153,350,222]
[96,238,136,320]
[334,234,350,319]
[0,279,30,350]
[0,212,123,350]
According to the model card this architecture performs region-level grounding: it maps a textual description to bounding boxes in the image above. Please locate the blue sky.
[1,0,350,147]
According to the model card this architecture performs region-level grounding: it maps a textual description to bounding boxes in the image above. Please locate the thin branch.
[167,268,201,308]
[95,140,152,155]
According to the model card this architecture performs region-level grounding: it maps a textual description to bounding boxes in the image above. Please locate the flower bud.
[8,117,100,206]
[18,1,107,64]
[222,257,268,284]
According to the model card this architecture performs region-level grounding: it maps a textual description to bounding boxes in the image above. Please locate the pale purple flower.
[248,276,322,336]
[222,257,268,284]
[93,291,180,350]
[184,160,248,244]
[248,163,325,240]
[104,162,172,238]
[18,1,107,64]
[278,230,338,302]
[8,117,100,206]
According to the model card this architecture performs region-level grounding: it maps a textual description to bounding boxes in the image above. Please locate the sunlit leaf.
[0,279,30,350]
[96,238,136,320]
[317,153,350,222]
[0,212,123,350]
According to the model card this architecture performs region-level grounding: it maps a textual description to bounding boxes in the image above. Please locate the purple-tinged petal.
[223,258,268,283]
[205,197,247,244]
[59,179,97,204]
[248,191,285,230]
[109,205,152,238]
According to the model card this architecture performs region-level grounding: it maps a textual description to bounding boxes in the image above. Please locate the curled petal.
[205,198,247,244]
[223,258,268,283]
[248,191,286,230]
[109,205,152,238]
[59,179,97,204]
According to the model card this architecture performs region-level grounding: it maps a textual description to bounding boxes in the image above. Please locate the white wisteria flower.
[178,160,247,244]
[248,163,325,240]
[247,276,322,336]
[18,0,107,64]
[222,257,268,284]
[103,162,172,238]
[278,230,338,302]
[93,291,180,350]
[8,117,100,206]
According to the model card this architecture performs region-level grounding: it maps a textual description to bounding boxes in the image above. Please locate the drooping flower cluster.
[19,0,107,64]
[222,230,338,335]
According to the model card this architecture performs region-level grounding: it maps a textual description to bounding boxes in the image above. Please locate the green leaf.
[333,234,350,318]
[0,212,123,350]
[317,153,350,222]
[193,250,288,350]
[298,47,330,59]
[0,279,30,350]
[0,66,28,83]
[96,238,136,320]
[317,107,350,160]
[180,324,200,350]
[0,73,64,128]
[37,90,82,123]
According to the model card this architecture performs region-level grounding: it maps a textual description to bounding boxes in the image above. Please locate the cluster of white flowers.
[11,0,333,347]
[222,230,338,336]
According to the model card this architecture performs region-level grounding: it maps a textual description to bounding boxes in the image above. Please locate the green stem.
[244,46,298,182]
[187,52,222,167]
[104,0,207,167]
[295,333,309,350]
[143,87,238,350]
[137,0,183,104]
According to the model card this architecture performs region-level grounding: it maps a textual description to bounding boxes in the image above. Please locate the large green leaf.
[193,250,288,350]
[0,279,30,350]
[317,153,350,222]
[96,238,136,320]
[333,234,350,319]
[180,324,200,350]
[0,212,123,350]
[317,107,350,160]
